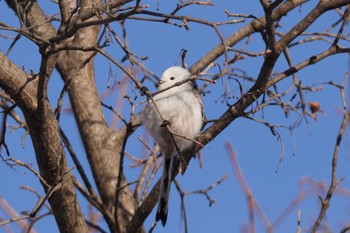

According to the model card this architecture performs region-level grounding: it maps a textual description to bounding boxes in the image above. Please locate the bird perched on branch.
[141,66,204,226]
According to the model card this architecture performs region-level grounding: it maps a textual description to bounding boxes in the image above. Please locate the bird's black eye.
[170,76,175,80]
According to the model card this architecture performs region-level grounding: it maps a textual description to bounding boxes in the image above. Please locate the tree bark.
[4,0,137,231]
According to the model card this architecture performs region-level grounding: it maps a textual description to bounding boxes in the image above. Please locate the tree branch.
[310,76,348,232]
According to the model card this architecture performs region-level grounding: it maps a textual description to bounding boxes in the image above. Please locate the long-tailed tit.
[141,66,204,226]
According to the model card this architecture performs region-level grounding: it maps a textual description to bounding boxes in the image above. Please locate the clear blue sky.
[1,1,349,233]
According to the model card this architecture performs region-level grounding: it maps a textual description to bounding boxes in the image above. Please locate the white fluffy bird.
[141,66,204,226]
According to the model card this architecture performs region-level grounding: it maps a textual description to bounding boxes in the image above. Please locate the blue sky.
[1,1,350,233]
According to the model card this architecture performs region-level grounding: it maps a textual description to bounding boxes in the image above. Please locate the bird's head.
[158,66,192,90]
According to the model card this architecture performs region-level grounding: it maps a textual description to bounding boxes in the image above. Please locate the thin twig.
[226,142,272,233]
[72,177,114,226]
[59,127,95,196]
[4,158,50,189]
[0,104,17,156]
[309,76,348,233]
[174,179,189,233]
[0,169,72,227]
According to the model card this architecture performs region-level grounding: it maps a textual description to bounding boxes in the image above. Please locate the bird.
[141,66,204,226]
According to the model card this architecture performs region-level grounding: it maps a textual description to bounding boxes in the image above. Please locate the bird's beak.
[158,80,165,84]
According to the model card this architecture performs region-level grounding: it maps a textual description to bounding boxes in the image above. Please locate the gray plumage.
[141,66,204,226]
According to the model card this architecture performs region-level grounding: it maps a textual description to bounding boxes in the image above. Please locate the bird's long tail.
[156,155,174,226]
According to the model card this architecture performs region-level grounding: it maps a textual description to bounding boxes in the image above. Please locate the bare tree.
[0,1,349,233]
